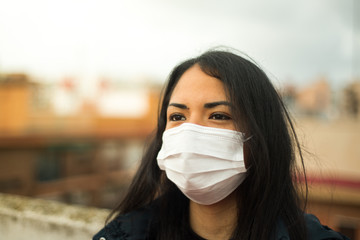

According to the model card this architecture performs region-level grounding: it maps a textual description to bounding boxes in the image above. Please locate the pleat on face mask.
[157,123,247,205]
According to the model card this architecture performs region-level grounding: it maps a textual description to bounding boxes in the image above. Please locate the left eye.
[209,113,231,120]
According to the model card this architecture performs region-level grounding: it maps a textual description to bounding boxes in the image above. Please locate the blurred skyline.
[0,0,359,98]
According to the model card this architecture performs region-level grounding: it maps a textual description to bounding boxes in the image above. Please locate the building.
[0,73,160,208]
[280,78,360,239]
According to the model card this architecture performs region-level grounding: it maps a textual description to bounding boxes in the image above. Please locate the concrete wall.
[0,193,110,240]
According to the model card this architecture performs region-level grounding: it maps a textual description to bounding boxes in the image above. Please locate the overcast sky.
[0,0,359,96]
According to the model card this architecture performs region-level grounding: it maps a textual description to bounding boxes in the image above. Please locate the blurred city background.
[0,0,359,239]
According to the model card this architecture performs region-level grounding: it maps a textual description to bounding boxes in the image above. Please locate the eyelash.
[169,113,186,121]
[209,113,231,120]
[168,113,231,121]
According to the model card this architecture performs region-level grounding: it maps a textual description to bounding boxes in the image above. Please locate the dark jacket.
[93,203,350,240]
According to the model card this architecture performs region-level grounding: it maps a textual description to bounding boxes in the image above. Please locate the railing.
[0,193,110,240]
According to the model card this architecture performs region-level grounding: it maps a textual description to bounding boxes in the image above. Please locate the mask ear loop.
[234,132,253,145]
[237,132,252,142]
[243,135,252,142]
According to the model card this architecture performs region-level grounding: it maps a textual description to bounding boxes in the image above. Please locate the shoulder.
[92,201,158,240]
[276,214,350,240]
[304,214,350,240]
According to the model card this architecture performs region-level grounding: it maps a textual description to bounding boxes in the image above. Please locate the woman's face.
[166,64,235,131]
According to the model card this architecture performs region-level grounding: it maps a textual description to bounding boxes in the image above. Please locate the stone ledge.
[0,193,110,240]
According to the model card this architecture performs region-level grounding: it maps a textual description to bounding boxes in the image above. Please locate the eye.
[169,113,186,121]
[209,113,231,120]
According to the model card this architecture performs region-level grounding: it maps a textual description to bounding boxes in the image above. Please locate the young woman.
[93,50,349,240]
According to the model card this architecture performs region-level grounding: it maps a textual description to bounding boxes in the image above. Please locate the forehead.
[170,64,227,102]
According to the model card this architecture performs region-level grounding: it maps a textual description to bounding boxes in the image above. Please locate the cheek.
[165,123,171,130]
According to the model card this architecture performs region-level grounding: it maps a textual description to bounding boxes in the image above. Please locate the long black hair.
[109,50,308,240]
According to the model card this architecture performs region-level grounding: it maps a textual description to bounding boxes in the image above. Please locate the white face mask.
[157,123,247,205]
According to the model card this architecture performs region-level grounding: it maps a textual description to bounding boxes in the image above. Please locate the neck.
[189,192,238,240]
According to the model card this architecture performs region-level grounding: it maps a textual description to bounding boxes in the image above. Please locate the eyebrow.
[168,103,189,109]
[204,101,232,108]
[168,101,232,109]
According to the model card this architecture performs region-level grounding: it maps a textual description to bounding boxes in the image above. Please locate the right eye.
[169,113,186,121]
